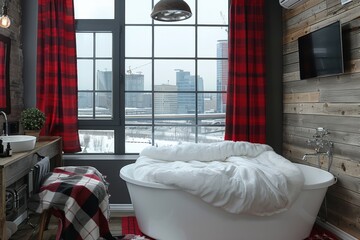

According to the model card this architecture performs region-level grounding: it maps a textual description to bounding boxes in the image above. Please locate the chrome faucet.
[302,153,318,161]
[302,127,334,171]
[0,111,8,136]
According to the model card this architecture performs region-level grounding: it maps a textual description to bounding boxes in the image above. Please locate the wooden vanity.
[0,136,62,240]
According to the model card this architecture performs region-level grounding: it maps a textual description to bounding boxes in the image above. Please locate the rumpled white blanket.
[133,141,304,216]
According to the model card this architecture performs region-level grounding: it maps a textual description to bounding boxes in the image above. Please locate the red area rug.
[121,216,339,240]
[306,224,339,240]
[121,216,154,240]
[121,216,144,236]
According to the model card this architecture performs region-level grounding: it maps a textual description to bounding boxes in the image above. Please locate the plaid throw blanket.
[29,166,114,240]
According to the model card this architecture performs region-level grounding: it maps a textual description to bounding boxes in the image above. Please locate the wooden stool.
[37,209,52,240]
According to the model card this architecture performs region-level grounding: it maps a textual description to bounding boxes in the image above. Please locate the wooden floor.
[9,212,127,240]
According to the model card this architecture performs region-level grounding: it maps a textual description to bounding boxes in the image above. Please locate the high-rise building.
[216,40,228,113]
[95,70,112,113]
[176,69,204,114]
[204,93,217,113]
[125,73,145,108]
[154,84,177,114]
[97,70,112,90]
[78,70,113,117]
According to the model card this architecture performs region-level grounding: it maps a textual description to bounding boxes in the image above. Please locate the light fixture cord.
[2,0,7,16]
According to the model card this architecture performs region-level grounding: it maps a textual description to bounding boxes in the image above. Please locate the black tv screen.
[298,21,344,80]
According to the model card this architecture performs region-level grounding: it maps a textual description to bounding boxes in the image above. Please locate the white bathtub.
[120,163,336,240]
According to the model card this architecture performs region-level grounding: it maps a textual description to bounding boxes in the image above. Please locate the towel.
[33,156,50,193]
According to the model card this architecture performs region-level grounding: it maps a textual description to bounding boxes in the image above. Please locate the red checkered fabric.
[37,0,81,153]
[225,0,266,144]
[29,166,114,240]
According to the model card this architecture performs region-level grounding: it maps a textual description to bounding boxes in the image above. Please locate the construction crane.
[220,11,228,33]
[126,62,151,75]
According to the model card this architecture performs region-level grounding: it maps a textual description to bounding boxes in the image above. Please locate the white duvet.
[133,141,304,216]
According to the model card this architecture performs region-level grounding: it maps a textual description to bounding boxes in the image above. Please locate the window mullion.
[92,33,96,119]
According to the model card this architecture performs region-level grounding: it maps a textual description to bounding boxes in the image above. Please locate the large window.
[74,0,228,154]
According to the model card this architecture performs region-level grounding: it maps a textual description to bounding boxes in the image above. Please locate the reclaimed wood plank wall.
[282,0,360,237]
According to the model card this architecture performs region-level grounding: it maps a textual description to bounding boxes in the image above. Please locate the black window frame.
[75,0,228,155]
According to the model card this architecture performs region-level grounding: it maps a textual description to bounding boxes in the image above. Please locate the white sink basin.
[0,135,37,153]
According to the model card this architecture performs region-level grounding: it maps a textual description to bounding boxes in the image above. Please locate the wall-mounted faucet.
[306,127,333,152]
[0,111,8,136]
[302,127,334,171]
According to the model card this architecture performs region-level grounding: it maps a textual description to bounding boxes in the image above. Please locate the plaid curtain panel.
[37,0,81,152]
[225,0,266,144]
[0,43,5,108]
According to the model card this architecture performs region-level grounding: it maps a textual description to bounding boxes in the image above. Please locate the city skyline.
[78,38,228,117]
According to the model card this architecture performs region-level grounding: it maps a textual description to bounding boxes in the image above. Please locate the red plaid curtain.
[225,0,266,144]
[37,0,81,153]
[0,43,6,108]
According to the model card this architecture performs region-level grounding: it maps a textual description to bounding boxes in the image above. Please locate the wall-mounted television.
[298,21,344,80]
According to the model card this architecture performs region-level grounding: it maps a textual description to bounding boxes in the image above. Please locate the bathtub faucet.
[302,151,332,161]
[302,149,333,171]
[306,127,333,152]
[302,127,334,171]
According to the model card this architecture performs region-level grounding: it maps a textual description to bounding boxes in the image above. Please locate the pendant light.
[0,0,10,29]
[151,0,192,22]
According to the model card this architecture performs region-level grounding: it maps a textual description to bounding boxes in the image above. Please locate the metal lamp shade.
[151,0,192,22]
